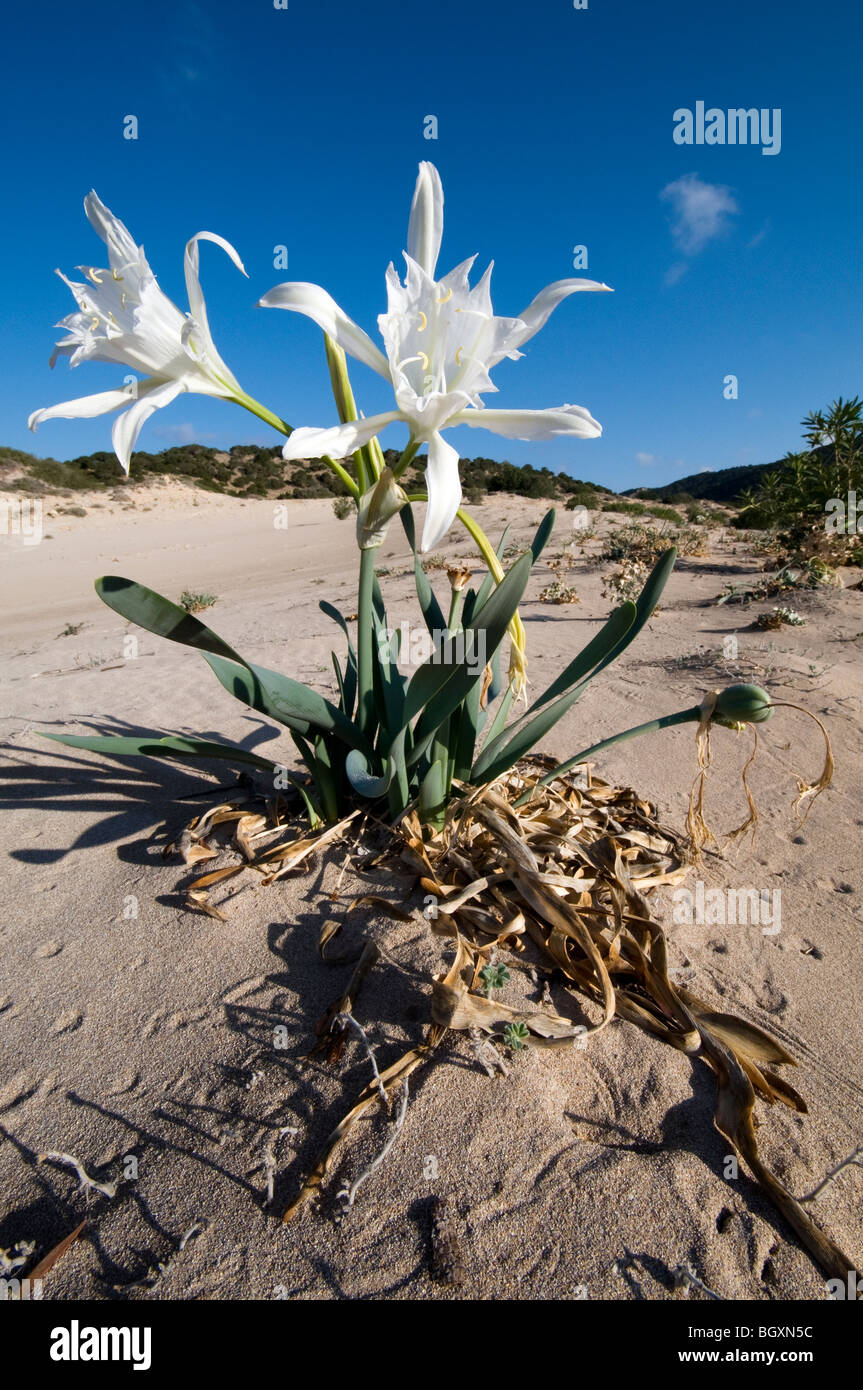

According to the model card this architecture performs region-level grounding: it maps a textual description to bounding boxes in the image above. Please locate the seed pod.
[713,683,773,729]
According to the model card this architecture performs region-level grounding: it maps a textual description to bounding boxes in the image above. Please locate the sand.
[1,477,861,1300]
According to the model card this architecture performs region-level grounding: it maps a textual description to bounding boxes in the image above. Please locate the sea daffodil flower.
[260,162,610,551]
[29,193,249,471]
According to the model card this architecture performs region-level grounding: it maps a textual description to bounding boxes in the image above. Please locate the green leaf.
[286,775,322,829]
[201,653,373,754]
[345,748,395,798]
[401,505,446,634]
[530,509,556,564]
[482,684,514,750]
[406,552,531,732]
[473,523,512,609]
[320,600,358,715]
[95,576,245,664]
[471,601,638,783]
[311,734,341,822]
[524,600,638,715]
[40,732,278,772]
[590,545,677,678]
[417,757,447,830]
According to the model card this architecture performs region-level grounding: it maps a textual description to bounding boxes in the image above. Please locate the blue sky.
[2,0,860,492]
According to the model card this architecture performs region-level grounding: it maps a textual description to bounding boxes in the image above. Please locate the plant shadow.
[1,716,291,864]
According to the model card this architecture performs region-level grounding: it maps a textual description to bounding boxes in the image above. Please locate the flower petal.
[184,231,247,333]
[111,379,186,472]
[259,282,390,379]
[407,162,444,279]
[513,278,613,349]
[28,384,140,432]
[450,403,602,440]
[421,432,462,552]
[281,411,402,462]
[84,191,140,270]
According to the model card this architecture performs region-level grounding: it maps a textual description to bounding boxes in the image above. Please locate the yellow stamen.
[436,287,453,304]
[417,310,427,332]
[121,292,126,308]
[417,350,429,370]
[112,269,123,281]
[87,267,103,285]
[455,346,464,365]
[90,316,99,330]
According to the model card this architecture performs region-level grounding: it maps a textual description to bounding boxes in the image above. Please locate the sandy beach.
[2,479,861,1300]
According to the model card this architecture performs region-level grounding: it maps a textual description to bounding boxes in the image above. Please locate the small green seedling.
[502,1021,529,1051]
[480,963,511,995]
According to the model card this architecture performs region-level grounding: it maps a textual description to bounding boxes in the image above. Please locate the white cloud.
[660,173,739,256]
[635,451,656,466]
[153,422,216,444]
[664,261,689,286]
[747,221,770,249]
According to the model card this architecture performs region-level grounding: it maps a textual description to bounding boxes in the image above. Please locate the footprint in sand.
[221,975,269,1005]
[142,1010,166,1039]
[108,1068,140,1096]
[51,1009,84,1034]
[166,1007,209,1031]
[757,981,787,1015]
[0,1071,38,1112]
[35,940,63,958]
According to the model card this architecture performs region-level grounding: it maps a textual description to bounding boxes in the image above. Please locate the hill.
[624,460,783,505]
[0,443,613,505]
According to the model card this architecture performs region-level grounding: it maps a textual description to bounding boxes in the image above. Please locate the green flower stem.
[357,546,377,737]
[233,386,359,499]
[231,389,293,438]
[391,438,422,481]
[324,336,372,493]
[513,705,703,807]
[447,589,463,632]
[322,455,361,500]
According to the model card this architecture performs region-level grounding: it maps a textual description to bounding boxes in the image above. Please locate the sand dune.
[2,480,861,1300]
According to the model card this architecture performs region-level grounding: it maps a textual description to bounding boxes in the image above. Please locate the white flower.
[29,192,247,471]
[260,162,610,550]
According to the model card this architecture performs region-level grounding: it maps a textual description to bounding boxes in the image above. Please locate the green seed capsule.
[713,683,773,728]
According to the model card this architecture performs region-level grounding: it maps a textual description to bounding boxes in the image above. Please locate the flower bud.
[356,467,408,549]
[712,683,773,729]
[446,565,472,592]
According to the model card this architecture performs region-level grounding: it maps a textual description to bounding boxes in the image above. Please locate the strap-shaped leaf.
[371,606,406,737]
[95,576,246,664]
[40,732,278,771]
[471,601,638,782]
[473,522,512,609]
[320,600,358,721]
[345,748,395,798]
[530,509,556,563]
[523,600,638,716]
[417,757,447,829]
[591,545,677,678]
[401,505,446,634]
[404,551,531,745]
[448,589,484,780]
[202,653,373,754]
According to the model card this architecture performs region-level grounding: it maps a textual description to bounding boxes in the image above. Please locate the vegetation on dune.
[0,441,613,505]
[734,398,863,559]
[627,461,786,506]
